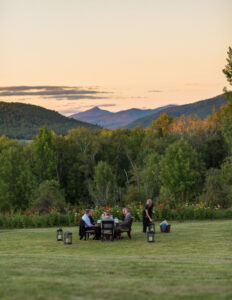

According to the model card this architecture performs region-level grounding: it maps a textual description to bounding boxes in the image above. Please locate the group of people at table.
[79,199,154,240]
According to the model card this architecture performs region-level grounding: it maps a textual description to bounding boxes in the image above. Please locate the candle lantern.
[57,228,63,241]
[149,222,155,233]
[64,232,72,245]
[147,230,155,243]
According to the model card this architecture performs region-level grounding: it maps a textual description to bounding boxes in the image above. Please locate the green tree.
[200,158,232,208]
[96,129,131,188]
[220,102,232,154]
[152,113,173,137]
[0,136,18,153]
[0,144,34,211]
[64,127,98,204]
[90,161,116,206]
[32,127,57,182]
[32,180,65,212]
[132,152,161,199]
[160,138,200,204]
[222,46,232,100]
[124,185,146,205]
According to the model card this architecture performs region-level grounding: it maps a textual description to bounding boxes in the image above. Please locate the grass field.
[0,220,232,300]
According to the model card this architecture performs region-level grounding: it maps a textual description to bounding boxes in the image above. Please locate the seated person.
[82,209,100,239]
[116,208,133,238]
[101,210,114,235]
[89,209,95,225]
[101,210,114,221]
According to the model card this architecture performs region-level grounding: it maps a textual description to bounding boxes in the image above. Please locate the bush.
[0,203,231,229]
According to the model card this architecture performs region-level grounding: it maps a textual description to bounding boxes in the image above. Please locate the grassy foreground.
[0,221,232,300]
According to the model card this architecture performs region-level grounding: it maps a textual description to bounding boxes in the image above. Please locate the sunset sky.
[1,0,232,115]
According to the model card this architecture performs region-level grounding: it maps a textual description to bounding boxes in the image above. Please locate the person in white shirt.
[82,209,100,239]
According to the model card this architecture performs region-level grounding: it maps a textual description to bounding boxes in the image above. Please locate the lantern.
[57,228,63,241]
[149,222,155,233]
[147,230,155,243]
[64,232,72,245]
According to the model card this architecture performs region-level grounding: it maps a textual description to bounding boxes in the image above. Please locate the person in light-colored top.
[101,210,114,221]
[81,209,100,239]
[101,210,114,234]
[82,210,93,228]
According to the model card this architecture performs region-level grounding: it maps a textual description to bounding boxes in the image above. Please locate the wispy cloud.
[184,83,200,87]
[148,90,163,93]
[99,104,116,107]
[0,85,111,100]
[59,103,116,116]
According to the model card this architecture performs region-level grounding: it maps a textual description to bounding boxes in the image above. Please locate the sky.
[0,0,232,115]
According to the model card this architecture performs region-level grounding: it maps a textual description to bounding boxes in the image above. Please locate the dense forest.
[0,47,231,212]
[0,102,100,139]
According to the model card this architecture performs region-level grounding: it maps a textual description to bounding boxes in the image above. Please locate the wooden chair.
[85,229,95,240]
[119,218,133,239]
[101,220,114,241]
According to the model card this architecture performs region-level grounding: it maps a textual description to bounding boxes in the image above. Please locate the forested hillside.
[0,102,100,139]
[127,94,227,128]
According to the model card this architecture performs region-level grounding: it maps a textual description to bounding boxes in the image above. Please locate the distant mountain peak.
[69,104,176,129]
[89,106,101,111]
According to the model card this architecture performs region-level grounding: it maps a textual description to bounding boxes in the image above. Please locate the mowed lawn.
[0,221,232,300]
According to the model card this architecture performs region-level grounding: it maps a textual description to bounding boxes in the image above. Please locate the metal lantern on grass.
[57,228,63,241]
[64,232,72,245]
[147,230,155,243]
[149,222,155,233]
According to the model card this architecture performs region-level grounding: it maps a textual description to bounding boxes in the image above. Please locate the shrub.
[0,203,231,229]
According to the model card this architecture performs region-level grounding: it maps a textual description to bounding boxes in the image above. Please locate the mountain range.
[0,94,228,140]
[69,94,227,129]
[69,105,176,129]
[126,94,227,128]
[0,102,100,140]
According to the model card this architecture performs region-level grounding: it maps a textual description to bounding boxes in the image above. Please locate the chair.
[85,229,95,240]
[119,218,133,239]
[79,219,95,240]
[101,220,114,241]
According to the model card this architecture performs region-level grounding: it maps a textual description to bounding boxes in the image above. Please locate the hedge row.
[0,203,232,229]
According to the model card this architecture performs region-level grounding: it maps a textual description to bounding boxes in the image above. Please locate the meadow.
[0,220,232,300]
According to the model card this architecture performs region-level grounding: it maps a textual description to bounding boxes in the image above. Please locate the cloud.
[99,104,116,107]
[148,90,163,93]
[184,83,200,87]
[112,96,146,99]
[59,103,116,116]
[44,95,107,100]
[0,85,111,100]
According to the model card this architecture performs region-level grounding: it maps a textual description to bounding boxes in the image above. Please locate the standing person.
[142,199,154,233]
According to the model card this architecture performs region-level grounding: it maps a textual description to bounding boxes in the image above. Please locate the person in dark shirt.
[142,199,154,233]
[116,208,133,239]
[89,209,95,225]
